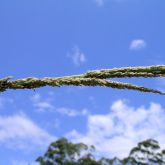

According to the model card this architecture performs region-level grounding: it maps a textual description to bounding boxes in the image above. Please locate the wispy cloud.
[31,93,89,117]
[0,112,55,150]
[30,94,54,112]
[56,107,89,117]
[12,160,37,165]
[155,77,165,93]
[129,39,146,50]
[66,100,165,158]
[157,77,165,87]
[94,0,105,6]
[12,160,29,165]
[94,0,127,7]
[67,45,87,66]
[0,97,14,109]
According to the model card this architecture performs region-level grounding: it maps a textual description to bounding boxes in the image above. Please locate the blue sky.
[0,0,165,164]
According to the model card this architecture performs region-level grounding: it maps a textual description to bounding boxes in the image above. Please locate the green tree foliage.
[36,138,98,165]
[125,139,165,165]
[36,138,165,165]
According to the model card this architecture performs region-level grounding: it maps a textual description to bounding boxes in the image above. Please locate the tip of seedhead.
[5,76,13,81]
[0,76,12,82]
[160,92,165,95]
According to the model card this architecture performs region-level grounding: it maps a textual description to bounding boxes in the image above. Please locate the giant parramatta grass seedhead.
[0,65,165,94]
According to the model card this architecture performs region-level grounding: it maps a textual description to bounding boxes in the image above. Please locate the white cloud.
[67,45,86,66]
[129,39,146,50]
[66,100,165,158]
[0,113,55,150]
